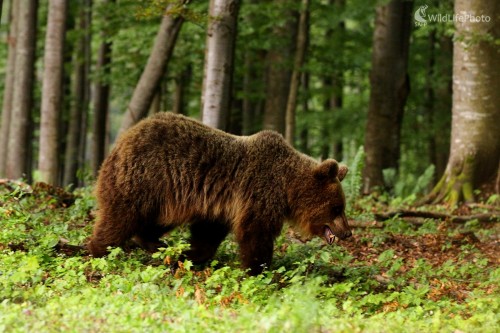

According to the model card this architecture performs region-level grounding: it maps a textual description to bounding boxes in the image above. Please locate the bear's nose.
[341,230,352,240]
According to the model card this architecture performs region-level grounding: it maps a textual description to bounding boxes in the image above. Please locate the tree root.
[374,209,499,223]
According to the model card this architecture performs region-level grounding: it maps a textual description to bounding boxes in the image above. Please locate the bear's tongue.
[324,226,335,245]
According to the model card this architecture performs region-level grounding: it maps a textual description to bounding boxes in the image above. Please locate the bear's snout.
[338,229,352,240]
[330,214,352,241]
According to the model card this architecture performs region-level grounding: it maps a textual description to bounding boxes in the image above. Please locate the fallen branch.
[348,220,384,228]
[55,238,87,256]
[375,210,499,223]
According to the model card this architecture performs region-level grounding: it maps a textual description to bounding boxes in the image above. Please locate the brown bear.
[88,112,351,275]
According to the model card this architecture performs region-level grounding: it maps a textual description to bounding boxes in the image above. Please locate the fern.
[344,145,365,204]
[413,164,435,195]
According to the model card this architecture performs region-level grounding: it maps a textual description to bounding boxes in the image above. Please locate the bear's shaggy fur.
[88,112,351,275]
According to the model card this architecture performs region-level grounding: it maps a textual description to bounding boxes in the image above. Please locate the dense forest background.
[0,0,498,205]
[0,1,499,331]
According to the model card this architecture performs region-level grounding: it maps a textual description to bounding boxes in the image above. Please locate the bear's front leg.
[182,218,230,265]
[238,232,274,275]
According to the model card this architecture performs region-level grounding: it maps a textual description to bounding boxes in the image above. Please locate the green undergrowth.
[0,184,498,333]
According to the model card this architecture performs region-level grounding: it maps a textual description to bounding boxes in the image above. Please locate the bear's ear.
[337,165,348,182]
[314,159,339,181]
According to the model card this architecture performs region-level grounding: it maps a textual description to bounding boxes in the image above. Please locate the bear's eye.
[331,206,343,216]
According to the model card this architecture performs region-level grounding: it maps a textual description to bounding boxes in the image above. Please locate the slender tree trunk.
[149,90,161,115]
[299,72,310,155]
[241,50,266,135]
[241,0,265,136]
[433,35,452,180]
[91,0,113,178]
[57,3,76,185]
[425,28,437,183]
[424,29,452,185]
[39,0,67,185]
[262,1,296,135]
[64,1,91,187]
[242,52,256,135]
[77,1,92,187]
[201,0,239,130]
[285,0,309,146]
[118,4,186,135]
[0,0,20,177]
[172,65,191,115]
[321,0,345,161]
[426,0,500,205]
[363,0,412,192]
[6,0,37,180]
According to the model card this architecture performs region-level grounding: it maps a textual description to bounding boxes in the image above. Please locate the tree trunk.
[262,2,296,135]
[57,3,76,185]
[426,0,500,205]
[201,0,239,130]
[149,90,161,115]
[425,29,437,183]
[77,1,92,187]
[118,4,186,135]
[425,29,452,185]
[285,0,309,146]
[241,0,265,136]
[63,0,91,187]
[321,0,345,161]
[241,52,256,135]
[0,0,20,177]
[299,72,310,155]
[363,0,412,192]
[39,0,67,185]
[6,0,37,180]
[433,35,452,180]
[91,0,113,178]
[172,65,191,115]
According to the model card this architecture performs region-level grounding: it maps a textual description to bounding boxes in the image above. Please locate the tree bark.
[426,0,500,205]
[321,0,345,161]
[91,0,114,178]
[433,35,452,180]
[285,0,309,146]
[299,72,310,155]
[241,52,256,135]
[118,4,185,135]
[6,0,37,180]
[63,0,91,187]
[39,0,67,185]
[425,30,452,185]
[262,1,296,135]
[241,0,265,136]
[172,65,191,115]
[0,0,20,177]
[201,0,239,130]
[363,0,412,192]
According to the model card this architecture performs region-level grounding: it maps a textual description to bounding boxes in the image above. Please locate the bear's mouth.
[324,226,336,245]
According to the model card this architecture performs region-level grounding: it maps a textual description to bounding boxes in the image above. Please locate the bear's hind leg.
[182,219,230,265]
[133,224,174,253]
[87,210,138,257]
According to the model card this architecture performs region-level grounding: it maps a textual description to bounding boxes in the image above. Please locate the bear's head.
[291,159,352,244]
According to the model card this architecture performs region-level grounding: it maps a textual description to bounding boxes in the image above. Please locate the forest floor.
[0,180,498,332]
